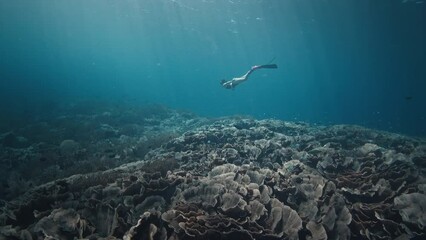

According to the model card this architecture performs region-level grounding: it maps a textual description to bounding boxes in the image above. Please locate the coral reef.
[0,105,425,239]
[0,103,209,199]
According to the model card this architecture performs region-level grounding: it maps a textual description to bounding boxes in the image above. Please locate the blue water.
[0,0,425,136]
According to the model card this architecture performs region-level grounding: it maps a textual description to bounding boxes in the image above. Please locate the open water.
[0,0,425,136]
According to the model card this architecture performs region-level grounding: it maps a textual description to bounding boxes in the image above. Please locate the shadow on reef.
[0,105,425,240]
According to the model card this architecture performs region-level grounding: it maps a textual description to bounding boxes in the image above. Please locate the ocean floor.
[0,103,425,240]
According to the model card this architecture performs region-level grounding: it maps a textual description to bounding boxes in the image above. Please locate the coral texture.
[1,111,425,239]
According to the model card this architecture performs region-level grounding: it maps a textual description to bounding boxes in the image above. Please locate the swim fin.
[259,64,278,69]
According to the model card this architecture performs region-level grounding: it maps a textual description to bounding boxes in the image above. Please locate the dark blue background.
[0,0,425,136]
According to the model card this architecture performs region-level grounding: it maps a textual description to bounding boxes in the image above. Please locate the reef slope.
[1,112,425,239]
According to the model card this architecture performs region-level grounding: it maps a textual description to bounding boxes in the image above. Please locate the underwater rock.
[59,139,80,156]
[0,132,29,148]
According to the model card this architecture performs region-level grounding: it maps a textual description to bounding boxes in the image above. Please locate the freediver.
[220,63,278,89]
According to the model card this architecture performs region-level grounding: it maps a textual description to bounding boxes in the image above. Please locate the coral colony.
[0,104,425,239]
